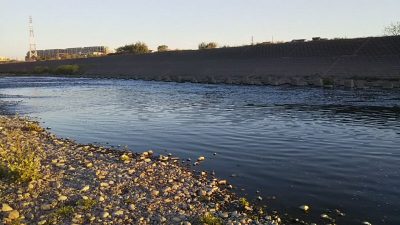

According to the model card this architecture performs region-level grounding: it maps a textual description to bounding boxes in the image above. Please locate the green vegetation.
[157,45,169,52]
[54,64,80,75]
[201,213,222,225]
[384,22,400,36]
[198,42,218,50]
[76,198,97,211]
[239,197,250,208]
[0,129,42,182]
[33,66,50,74]
[44,205,75,224]
[31,64,80,75]
[116,42,151,54]
[323,78,334,86]
[23,121,44,132]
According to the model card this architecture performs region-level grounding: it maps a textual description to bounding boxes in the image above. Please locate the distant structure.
[31,46,111,60]
[26,16,38,62]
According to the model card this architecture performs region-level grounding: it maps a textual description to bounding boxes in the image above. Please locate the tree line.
[115,22,400,55]
[115,42,219,54]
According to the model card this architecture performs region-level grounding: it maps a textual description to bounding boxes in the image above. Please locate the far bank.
[1,36,400,89]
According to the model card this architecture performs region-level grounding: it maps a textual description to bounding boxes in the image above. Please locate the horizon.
[1,0,400,59]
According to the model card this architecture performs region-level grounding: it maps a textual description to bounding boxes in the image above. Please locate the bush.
[323,78,334,86]
[33,66,50,74]
[157,45,169,52]
[116,42,151,54]
[198,42,218,50]
[54,64,80,75]
[0,130,41,182]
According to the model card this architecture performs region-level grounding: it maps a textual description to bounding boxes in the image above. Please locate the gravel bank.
[0,116,281,225]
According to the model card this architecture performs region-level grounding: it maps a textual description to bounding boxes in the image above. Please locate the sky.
[0,0,399,59]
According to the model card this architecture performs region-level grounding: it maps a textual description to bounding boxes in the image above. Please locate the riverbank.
[0,116,282,225]
[0,36,399,89]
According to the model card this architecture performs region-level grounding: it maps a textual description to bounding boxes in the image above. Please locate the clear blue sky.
[0,0,399,59]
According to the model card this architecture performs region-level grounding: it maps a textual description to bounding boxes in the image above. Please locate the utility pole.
[251,36,254,45]
[27,16,38,61]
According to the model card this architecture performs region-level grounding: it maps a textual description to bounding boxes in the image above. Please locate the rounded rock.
[8,210,20,220]
[299,205,309,212]
[81,185,90,192]
[1,203,13,212]
[102,212,109,218]
[58,195,68,201]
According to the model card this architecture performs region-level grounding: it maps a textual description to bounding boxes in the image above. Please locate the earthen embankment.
[1,36,400,88]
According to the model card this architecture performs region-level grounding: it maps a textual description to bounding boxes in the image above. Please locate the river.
[1,76,399,225]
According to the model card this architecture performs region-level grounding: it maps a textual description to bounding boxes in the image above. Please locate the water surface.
[1,77,399,225]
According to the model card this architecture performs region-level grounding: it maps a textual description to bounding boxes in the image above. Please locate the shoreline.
[1,73,400,91]
[0,116,283,225]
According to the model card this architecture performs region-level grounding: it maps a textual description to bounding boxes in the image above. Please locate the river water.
[1,76,399,225]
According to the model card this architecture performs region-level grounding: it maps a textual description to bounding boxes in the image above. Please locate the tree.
[198,42,218,50]
[116,42,150,54]
[384,22,400,36]
[157,45,169,52]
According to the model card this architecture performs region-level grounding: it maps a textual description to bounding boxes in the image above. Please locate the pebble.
[218,180,227,185]
[114,210,124,216]
[41,204,52,210]
[320,213,331,219]
[120,154,130,161]
[8,210,20,220]
[221,212,229,218]
[172,217,181,222]
[1,203,13,212]
[58,195,68,201]
[144,158,151,163]
[100,182,109,187]
[299,205,309,212]
[128,204,136,211]
[151,190,160,196]
[81,185,90,192]
[102,212,109,218]
[197,156,205,161]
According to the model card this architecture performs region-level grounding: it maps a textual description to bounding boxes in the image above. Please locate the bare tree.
[384,22,400,36]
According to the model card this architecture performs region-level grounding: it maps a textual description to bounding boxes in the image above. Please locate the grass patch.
[239,197,250,208]
[323,78,334,86]
[45,206,75,224]
[33,66,50,74]
[0,130,42,182]
[201,213,222,225]
[76,198,97,211]
[54,65,80,75]
[54,206,75,218]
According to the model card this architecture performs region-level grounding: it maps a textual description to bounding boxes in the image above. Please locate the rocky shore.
[0,116,281,225]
